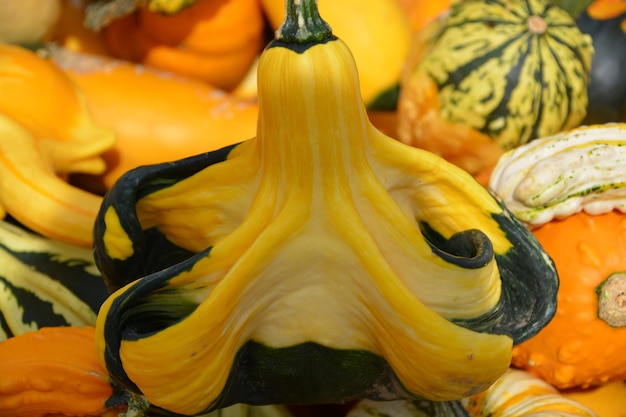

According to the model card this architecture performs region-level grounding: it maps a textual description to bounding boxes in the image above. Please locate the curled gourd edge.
[0,42,115,247]
[92,0,558,415]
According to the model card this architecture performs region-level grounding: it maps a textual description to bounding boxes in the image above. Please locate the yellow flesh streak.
[97,40,514,415]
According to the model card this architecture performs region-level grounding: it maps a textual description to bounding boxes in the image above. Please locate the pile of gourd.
[0,0,625,416]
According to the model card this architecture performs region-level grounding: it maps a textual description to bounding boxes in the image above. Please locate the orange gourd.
[49,46,259,190]
[397,0,452,33]
[562,381,626,417]
[51,0,109,55]
[0,326,125,417]
[100,0,267,91]
[511,210,626,388]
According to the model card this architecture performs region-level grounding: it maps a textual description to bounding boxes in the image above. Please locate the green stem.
[275,0,332,43]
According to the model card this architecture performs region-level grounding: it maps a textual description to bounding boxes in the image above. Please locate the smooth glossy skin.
[0,44,114,247]
[93,1,558,414]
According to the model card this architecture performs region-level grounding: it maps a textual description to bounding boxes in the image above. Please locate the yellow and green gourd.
[397,0,595,175]
[92,0,559,415]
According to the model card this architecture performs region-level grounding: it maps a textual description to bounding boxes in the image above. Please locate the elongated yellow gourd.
[93,0,558,415]
[0,43,115,247]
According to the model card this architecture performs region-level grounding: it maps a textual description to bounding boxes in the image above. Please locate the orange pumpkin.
[101,0,267,91]
[50,46,259,191]
[511,210,626,389]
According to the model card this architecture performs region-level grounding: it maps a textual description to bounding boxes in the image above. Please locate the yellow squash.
[93,0,557,414]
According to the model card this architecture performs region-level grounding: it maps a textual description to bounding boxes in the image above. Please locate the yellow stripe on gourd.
[102,206,134,260]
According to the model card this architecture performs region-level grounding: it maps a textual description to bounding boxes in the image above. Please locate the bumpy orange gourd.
[0,326,124,417]
[101,0,266,91]
[49,46,259,190]
[512,211,626,388]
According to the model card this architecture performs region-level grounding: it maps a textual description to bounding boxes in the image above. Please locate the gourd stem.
[597,272,626,327]
[275,0,332,43]
[527,15,547,35]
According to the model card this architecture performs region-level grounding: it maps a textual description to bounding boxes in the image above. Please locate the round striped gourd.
[397,0,594,175]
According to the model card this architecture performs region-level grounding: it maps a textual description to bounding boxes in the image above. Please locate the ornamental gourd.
[48,45,259,191]
[0,219,108,342]
[0,43,115,247]
[462,368,597,416]
[489,123,626,389]
[0,324,298,417]
[346,369,598,417]
[92,0,558,415]
[396,0,594,175]
[88,0,267,91]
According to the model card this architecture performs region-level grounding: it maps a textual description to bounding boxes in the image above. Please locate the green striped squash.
[397,0,594,171]
[0,219,109,341]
